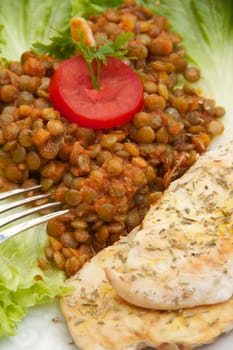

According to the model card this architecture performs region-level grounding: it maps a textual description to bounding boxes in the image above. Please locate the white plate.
[0,301,77,350]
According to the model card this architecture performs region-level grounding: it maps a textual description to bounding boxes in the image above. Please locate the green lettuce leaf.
[0,0,71,60]
[0,221,72,336]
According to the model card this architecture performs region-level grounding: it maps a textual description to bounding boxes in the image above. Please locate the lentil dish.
[0,0,224,276]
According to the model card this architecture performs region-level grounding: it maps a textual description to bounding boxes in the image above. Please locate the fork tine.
[0,209,69,243]
[0,201,62,228]
[0,185,42,201]
[0,193,51,214]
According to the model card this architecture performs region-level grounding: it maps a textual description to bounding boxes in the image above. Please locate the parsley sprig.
[32,28,77,60]
[32,28,132,90]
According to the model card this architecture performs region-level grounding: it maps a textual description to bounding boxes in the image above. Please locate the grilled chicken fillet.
[106,141,233,310]
[61,142,233,350]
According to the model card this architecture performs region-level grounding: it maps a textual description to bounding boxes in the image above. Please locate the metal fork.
[0,185,68,243]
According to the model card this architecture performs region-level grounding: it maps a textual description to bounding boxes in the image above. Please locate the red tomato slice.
[48,56,144,129]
